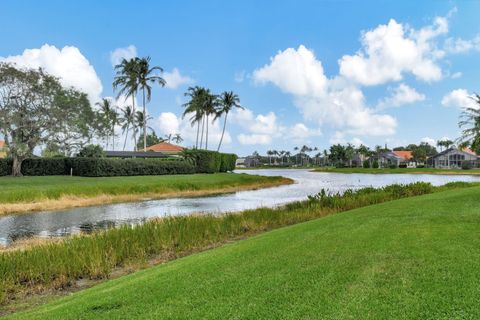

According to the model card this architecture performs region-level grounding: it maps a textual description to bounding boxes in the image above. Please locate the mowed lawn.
[0,173,289,204]
[9,186,480,319]
[314,166,480,175]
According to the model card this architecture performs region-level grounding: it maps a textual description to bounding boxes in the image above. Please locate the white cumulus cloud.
[1,44,103,102]
[110,45,137,67]
[441,89,476,109]
[339,17,447,86]
[377,83,425,109]
[163,68,193,89]
[253,45,397,137]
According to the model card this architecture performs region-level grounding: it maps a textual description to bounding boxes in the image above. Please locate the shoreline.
[0,177,293,216]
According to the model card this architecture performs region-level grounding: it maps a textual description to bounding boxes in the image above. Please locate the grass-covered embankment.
[1,181,477,316]
[6,182,480,319]
[0,173,292,215]
[313,166,480,175]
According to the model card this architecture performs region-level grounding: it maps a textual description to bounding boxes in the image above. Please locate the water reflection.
[1,169,479,245]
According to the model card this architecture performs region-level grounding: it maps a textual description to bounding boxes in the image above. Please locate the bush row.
[182,150,237,173]
[70,158,196,177]
[0,150,237,177]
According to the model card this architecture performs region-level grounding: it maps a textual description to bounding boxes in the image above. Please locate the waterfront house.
[378,151,404,167]
[426,148,479,169]
[392,150,417,167]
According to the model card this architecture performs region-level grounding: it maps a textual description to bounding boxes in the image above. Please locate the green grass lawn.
[0,173,290,204]
[9,185,480,319]
[314,166,480,175]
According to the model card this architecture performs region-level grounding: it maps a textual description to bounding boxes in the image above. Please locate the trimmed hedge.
[182,150,221,173]
[70,158,196,177]
[0,150,237,177]
[220,153,237,172]
[0,158,69,176]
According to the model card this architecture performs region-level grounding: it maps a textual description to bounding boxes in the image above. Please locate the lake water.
[1,169,479,246]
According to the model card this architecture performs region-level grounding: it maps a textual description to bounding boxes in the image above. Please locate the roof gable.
[392,150,413,160]
[145,142,184,152]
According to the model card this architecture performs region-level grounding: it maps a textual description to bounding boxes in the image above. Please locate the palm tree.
[203,90,218,150]
[173,133,183,144]
[137,57,165,151]
[458,93,480,151]
[113,57,140,151]
[96,98,113,149]
[120,106,134,151]
[134,111,154,147]
[215,91,243,151]
[183,86,206,149]
[164,133,173,143]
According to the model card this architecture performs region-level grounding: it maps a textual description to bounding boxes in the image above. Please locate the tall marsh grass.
[0,181,477,304]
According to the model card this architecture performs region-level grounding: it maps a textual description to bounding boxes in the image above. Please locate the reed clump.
[0,181,476,304]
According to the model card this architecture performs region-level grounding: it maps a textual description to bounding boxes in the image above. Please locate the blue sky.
[1,0,480,156]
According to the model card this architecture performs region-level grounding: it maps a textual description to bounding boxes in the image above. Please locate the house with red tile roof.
[144,142,185,154]
[392,150,413,161]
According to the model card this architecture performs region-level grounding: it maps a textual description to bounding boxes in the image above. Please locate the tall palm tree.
[203,90,218,150]
[96,98,113,149]
[120,106,134,151]
[113,58,140,151]
[458,93,480,151]
[137,57,165,151]
[164,133,173,143]
[183,86,206,149]
[134,111,154,148]
[215,91,243,151]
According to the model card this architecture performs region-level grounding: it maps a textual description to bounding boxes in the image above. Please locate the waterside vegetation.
[0,181,477,312]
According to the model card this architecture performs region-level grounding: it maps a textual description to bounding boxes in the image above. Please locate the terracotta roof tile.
[392,150,413,160]
[145,142,184,152]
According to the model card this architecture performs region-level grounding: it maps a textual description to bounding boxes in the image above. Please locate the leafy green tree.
[41,142,64,158]
[137,57,165,151]
[77,144,105,158]
[0,63,94,176]
[458,93,480,151]
[329,144,347,166]
[215,91,243,151]
[137,131,163,151]
[437,139,454,151]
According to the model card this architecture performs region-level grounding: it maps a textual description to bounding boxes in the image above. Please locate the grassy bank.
[313,166,480,175]
[0,173,292,215]
[6,182,480,319]
[0,181,476,314]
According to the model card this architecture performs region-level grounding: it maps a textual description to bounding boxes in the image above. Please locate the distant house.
[0,140,6,158]
[378,151,404,167]
[145,142,185,155]
[392,150,417,168]
[427,148,479,169]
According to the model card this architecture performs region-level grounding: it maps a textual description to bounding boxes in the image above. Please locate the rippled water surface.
[1,169,479,245]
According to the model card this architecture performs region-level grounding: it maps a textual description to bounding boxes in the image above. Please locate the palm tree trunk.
[123,124,130,151]
[200,115,205,149]
[143,88,147,152]
[112,125,115,151]
[132,95,137,151]
[205,114,209,150]
[196,121,200,149]
[217,113,228,152]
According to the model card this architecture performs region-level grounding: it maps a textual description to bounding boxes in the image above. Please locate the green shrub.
[182,149,222,173]
[220,153,237,172]
[389,164,397,169]
[0,158,11,176]
[362,160,370,168]
[372,160,379,168]
[399,163,407,168]
[21,158,69,176]
[462,161,474,170]
[77,144,105,158]
[70,158,196,177]
[0,158,69,176]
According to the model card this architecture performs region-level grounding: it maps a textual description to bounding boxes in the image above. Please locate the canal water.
[1,169,479,245]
